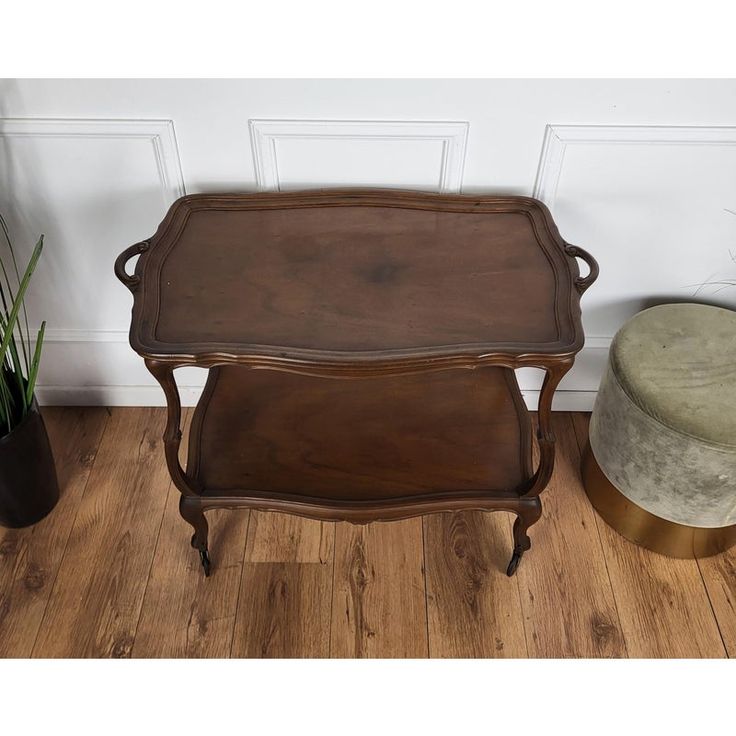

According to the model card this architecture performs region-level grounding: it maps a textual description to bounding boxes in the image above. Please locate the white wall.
[1,78,735,410]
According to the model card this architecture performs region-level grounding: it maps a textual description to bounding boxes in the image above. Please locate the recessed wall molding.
[531,123,736,389]
[0,117,186,202]
[248,119,469,193]
[533,124,736,210]
[0,117,188,407]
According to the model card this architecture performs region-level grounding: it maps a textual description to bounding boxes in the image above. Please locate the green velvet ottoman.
[582,303,736,558]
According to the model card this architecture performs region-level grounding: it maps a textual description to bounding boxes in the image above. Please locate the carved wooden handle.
[114,240,150,292]
[565,245,599,295]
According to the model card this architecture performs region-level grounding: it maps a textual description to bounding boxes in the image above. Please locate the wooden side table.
[115,189,597,577]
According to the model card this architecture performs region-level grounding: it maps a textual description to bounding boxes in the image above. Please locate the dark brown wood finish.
[116,189,597,577]
[188,366,531,498]
[118,190,595,368]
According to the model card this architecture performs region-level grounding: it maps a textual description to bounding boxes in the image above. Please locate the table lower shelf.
[186,365,533,502]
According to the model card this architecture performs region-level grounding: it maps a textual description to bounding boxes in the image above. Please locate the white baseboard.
[34,385,205,407]
[521,390,596,412]
[34,331,607,412]
[36,384,596,412]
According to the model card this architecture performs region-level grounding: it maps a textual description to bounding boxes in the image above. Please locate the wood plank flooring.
[0,408,732,658]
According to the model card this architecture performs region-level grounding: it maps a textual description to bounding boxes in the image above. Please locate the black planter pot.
[0,399,59,528]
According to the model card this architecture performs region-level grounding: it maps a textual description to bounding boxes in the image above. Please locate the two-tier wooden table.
[115,189,597,577]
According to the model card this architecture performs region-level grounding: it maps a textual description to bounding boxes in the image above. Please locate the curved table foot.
[181,496,211,578]
[506,497,542,576]
[196,545,212,577]
[506,548,523,576]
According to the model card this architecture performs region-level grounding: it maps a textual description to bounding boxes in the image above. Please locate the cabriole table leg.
[506,359,572,575]
[145,359,211,577]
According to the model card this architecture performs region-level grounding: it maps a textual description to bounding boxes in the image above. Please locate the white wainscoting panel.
[529,124,736,408]
[249,119,469,192]
[0,117,185,402]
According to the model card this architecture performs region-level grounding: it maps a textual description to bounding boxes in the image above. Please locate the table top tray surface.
[117,189,595,373]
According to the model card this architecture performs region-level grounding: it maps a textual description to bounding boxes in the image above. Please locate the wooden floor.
[1,407,734,658]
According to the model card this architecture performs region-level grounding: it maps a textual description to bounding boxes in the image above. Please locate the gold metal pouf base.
[581,442,736,559]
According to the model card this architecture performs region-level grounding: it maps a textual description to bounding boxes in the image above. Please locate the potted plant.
[0,213,58,528]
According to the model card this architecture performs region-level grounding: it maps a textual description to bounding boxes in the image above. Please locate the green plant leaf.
[7,333,26,409]
[0,367,11,433]
[0,235,43,381]
[25,320,45,406]
[0,213,31,375]
[0,304,26,425]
